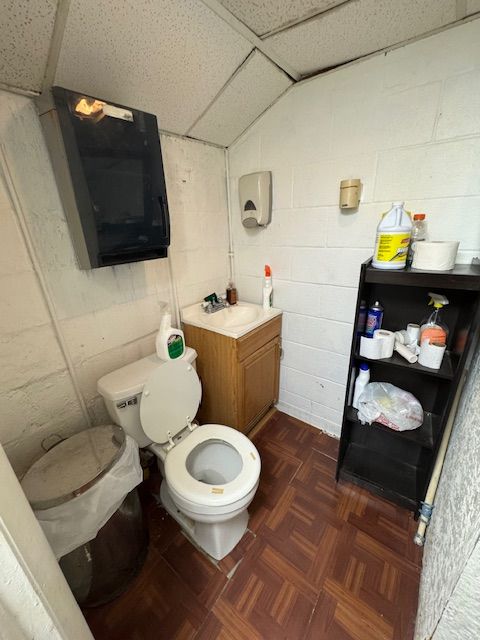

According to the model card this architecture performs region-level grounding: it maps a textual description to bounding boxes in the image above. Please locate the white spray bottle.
[156,312,185,360]
[263,264,273,310]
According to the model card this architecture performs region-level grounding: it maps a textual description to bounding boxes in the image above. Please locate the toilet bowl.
[97,349,261,560]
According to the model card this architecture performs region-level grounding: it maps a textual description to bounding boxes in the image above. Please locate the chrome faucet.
[202,293,227,314]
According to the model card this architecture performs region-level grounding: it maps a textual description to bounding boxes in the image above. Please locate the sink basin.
[181,301,282,338]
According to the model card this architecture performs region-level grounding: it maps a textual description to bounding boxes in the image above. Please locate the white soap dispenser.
[239,171,272,228]
[156,312,185,361]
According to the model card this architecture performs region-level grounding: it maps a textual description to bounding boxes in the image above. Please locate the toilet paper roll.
[394,341,418,363]
[394,330,410,345]
[373,329,395,358]
[412,241,459,271]
[359,336,383,359]
[418,340,446,369]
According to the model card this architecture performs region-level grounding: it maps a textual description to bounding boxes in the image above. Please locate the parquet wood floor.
[84,411,422,639]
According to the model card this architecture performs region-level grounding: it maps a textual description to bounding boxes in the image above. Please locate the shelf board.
[346,406,440,449]
[365,262,480,290]
[354,349,456,379]
[339,442,425,511]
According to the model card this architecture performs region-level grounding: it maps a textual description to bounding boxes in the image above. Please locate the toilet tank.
[97,347,197,448]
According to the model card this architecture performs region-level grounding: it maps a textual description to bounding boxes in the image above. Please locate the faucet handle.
[204,292,218,304]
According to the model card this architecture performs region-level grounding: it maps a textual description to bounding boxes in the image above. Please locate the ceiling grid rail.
[200,0,302,81]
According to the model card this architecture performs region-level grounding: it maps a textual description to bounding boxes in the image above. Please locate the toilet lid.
[140,359,201,443]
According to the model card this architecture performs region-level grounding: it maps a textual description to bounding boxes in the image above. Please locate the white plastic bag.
[357,382,423,431]
[34,435,143,559]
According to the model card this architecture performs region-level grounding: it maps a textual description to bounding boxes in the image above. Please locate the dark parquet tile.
[162,532,228,608]
[85,547,207,640]
[217,529,256,576]
[84,411,422,640]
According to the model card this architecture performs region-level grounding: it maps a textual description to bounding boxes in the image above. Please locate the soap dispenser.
[239,171,272,228]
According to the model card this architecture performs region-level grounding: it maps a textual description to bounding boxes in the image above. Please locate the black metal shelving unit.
[336,259,480,512]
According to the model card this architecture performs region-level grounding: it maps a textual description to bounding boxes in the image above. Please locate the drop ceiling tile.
[0,0,58,92]
[265,0,457,76]
[219,0,344,36]
[188,50,292,146]
[55,0,252,135]
[467,0,480,16]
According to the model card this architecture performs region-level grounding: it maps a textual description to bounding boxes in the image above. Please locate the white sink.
[181,301,282,338]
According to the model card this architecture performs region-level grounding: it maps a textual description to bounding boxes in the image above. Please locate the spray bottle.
[419,292,449,346]
[263,265,273,310]
[156,312,186,360]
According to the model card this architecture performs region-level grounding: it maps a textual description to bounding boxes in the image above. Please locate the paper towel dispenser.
[239,171,271,228]
[36,87,170,269]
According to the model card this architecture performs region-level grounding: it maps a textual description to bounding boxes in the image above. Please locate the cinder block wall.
[0,90,229,475]
[228,19,480,436]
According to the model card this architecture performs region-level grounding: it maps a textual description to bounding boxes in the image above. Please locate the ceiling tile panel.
[188,50,292,146]
[55,0,253,135]
[265,0,457,76]
[219,0,345,36]
[467,0,480,16]
[0,0,58,92]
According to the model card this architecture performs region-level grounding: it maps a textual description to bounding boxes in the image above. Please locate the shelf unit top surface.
[364,261,480,290]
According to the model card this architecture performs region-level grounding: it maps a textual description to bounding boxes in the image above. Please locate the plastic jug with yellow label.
[372,202,412,270]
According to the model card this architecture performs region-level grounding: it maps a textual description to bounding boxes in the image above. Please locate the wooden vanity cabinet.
[183,315,281,434]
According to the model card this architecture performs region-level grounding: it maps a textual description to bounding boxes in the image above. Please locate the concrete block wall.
[162,136,229,308]
[414,346,480,639]
[227,19,480,437]
[0,90,229,476]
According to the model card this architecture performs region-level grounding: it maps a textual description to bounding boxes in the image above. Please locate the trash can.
[21,425,148,607]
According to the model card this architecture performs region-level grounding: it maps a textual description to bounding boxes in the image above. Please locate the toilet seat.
[164,424,261,509]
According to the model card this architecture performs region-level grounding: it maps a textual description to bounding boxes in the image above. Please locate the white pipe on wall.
[224,148,235,283]
[0,145,92,428]
[414,371,467,546]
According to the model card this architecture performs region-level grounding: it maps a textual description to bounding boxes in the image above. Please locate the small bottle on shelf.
[407,213,428,267]
[352,363,370,409]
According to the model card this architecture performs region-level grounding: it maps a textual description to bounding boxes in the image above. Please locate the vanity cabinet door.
[238,337,280,433]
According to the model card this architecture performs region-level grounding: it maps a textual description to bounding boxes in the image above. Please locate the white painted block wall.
[414,343,480,639]
[0,90,229,475]
[227,19,480,437]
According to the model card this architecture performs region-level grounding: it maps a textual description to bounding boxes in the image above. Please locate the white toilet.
[97,348,261,560]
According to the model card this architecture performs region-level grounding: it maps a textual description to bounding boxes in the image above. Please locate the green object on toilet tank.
[168,334,185,359]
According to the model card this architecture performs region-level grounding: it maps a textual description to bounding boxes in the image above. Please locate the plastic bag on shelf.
[357,382,423,432]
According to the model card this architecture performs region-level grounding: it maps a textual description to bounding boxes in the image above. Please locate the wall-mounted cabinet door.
[239,337,280,433]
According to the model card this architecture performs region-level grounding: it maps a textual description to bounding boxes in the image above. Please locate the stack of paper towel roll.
[412,241,459,271]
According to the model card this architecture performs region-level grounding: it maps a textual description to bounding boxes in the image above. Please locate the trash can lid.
[21,425,126,510]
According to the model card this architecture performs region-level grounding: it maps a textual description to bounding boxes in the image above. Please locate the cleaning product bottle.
[372,202,412,270]
[407,213,428,267]
[263,264,273,310]
[352,363,370,409]
[155,312,185,360]
[419,292,449,346]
